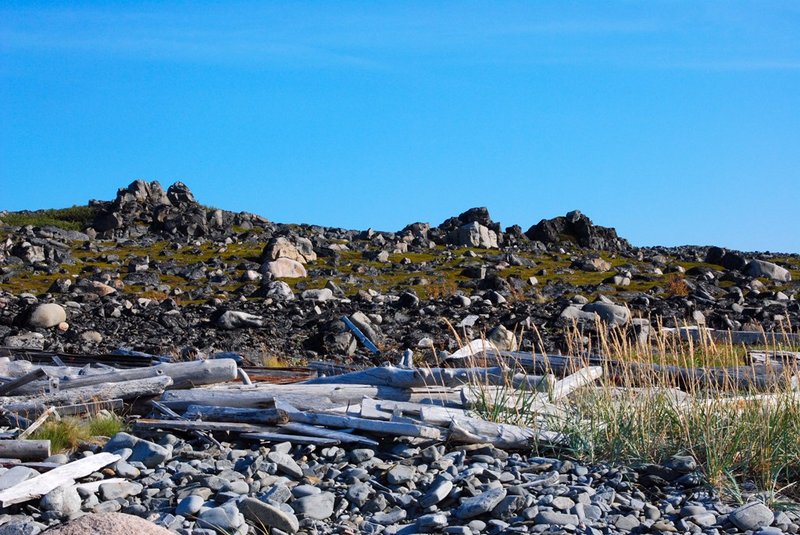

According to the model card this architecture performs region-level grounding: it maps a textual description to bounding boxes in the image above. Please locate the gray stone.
[417,513,448,531]
[419,478,453,508]
[99,480,143,501]
[0,521,43,535]
[729,502,774,531]
[129,439,171,468]
[371,507,408,525]
[267,451,303,479]
[534,511,579,526]
[0,466,39,491]
[582,302,630,326]
[265,281,295,301]
[387,464,415,485]
[346,482,373,507]
[196,502,245,533]
[176,495,205,516]
[26,303,67,328]
[454,488,507,519]
[300,288,334,302]
[292,491,335,520]
[40,484,81,518]
[238,496,300,534]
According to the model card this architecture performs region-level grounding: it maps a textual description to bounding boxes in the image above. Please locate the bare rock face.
[434,207,502,249]
[90,180,209,238]
[526,210,629,251]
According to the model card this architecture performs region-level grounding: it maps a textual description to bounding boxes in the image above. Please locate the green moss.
[2,205,97,231]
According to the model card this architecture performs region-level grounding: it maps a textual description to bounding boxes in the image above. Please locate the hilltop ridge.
[0,180,797,364]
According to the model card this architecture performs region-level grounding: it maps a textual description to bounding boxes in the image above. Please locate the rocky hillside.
[0,180,797,365]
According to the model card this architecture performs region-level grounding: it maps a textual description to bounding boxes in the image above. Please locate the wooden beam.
[275,400,442,439]
[0,376,172,417]
[0,440,51,461]
[0,452,120,506]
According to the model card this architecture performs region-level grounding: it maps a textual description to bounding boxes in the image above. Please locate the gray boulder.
[582,302,631,326]
[746,260,792,282]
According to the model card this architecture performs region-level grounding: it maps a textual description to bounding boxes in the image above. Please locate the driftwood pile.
[0,333,798,509]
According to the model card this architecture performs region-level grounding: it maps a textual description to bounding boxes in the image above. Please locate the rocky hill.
[0,180,797,365]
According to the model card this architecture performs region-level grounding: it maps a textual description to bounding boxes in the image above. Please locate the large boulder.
[450,221,499,249]
[433,207,503,248]
[581,302,631,326]
[745,260,791,282]
[25,303,67,328]
[261,258,308,278]
[526,210,629,251]
[262,236,317,264]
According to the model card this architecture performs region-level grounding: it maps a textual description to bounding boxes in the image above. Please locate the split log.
[484,351,797,392]
[0,459,61,471]
[18,407,58,439]
[361,398,475,426]
[182,406,290,425]
[15,359,237,395]
[54,399,124,417]
[150,400,221,448]
[133,419,286,434]
[240,432,340,446]
[0,440,51,461]
[305,366,544,389]
[0,368,47,396]
[279,422,379,447]
[160,383,464,412]
[549,367,603,401]
[447,340,498,360]
[0,451,120,506]
[275,400,442,439]
[0,376,173,418]
[448,416,563,449]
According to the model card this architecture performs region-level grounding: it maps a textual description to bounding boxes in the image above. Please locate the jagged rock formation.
[526,210,630,251]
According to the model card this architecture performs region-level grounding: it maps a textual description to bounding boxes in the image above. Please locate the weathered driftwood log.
[0,368,48,396]
[16,359,238,395]
[0,452,120,506]
[307,366,511,388]
[360,398,475,426]
[549,366,603,401]
[240,432,339,446]
[161,383,464,412]
[448,416,563,449]
[55,399,124,417]
[133,419,288,434]
[275,400,442,439]
[182,406,290,425]
[279,422,379,447]
[0,376,173,417]
[0,440,51,461]
[479,351,796,392]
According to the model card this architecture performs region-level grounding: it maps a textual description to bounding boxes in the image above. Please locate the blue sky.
[1,1,799,252]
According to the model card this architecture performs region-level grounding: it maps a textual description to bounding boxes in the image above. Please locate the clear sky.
[1,2,799,252]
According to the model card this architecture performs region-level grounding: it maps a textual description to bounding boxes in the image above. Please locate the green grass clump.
[31,413,126,453]
[2,205,96,231]
[463,321,800,503]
